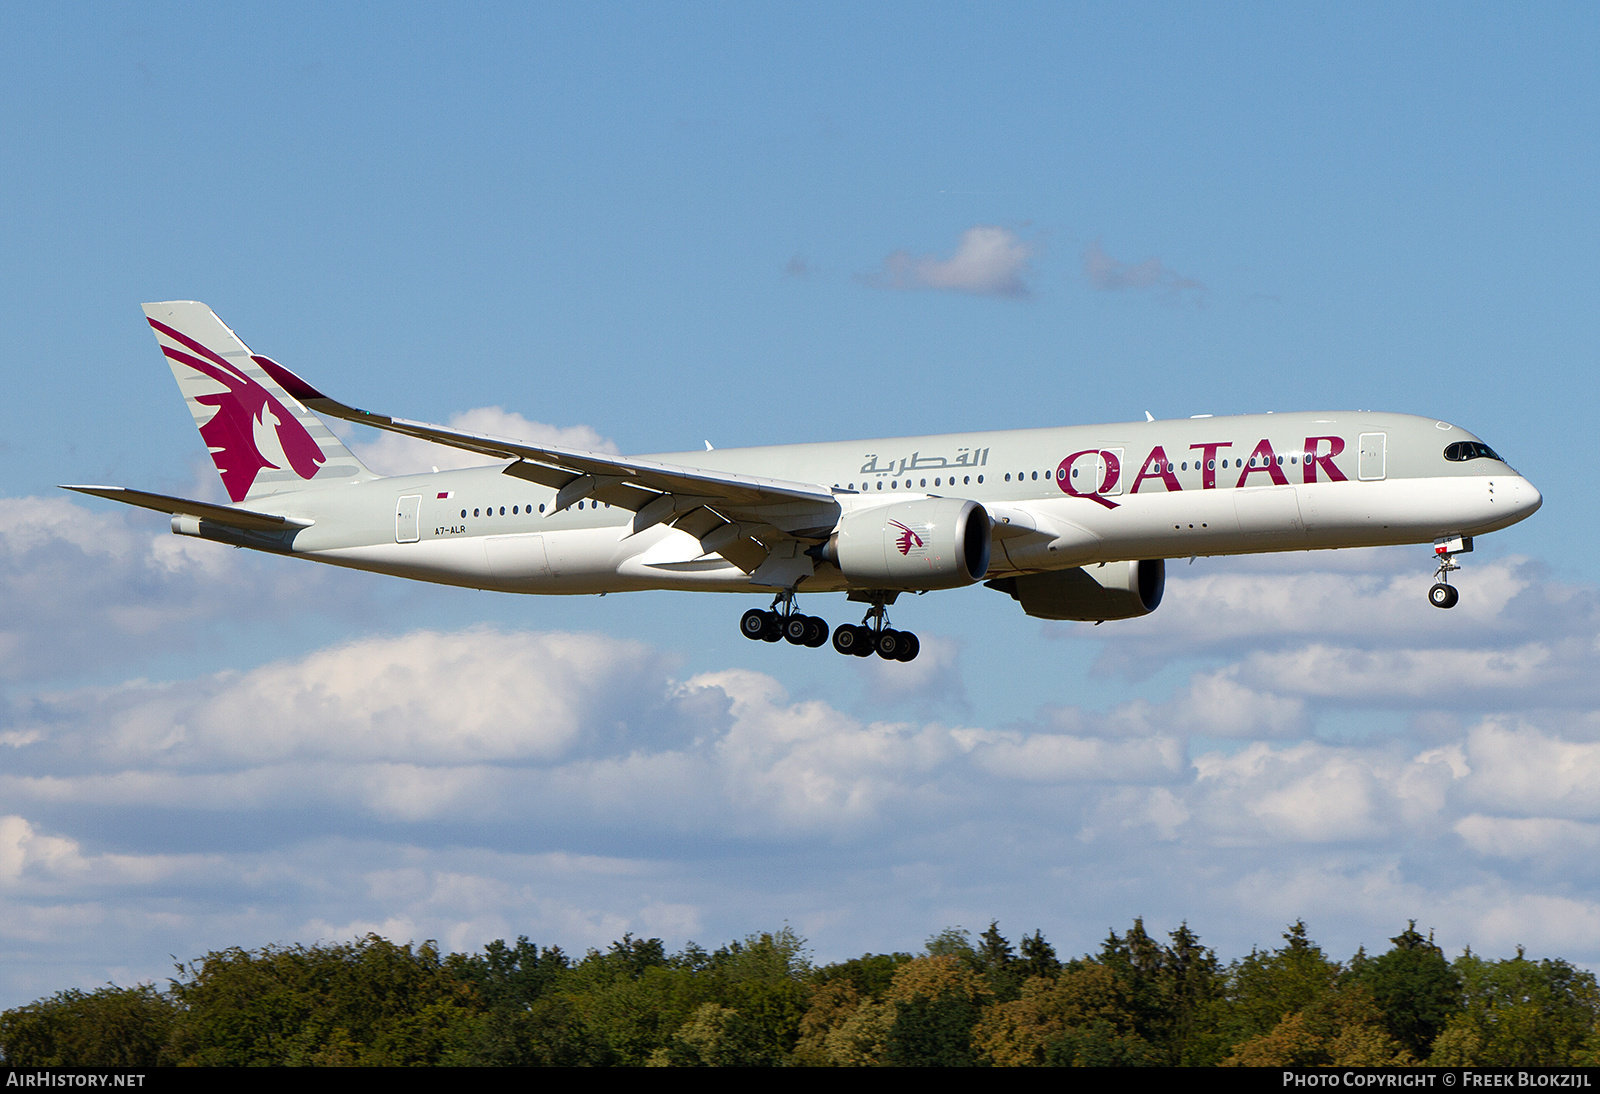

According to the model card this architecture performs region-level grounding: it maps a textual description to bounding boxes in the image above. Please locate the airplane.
[64,302,1543,662]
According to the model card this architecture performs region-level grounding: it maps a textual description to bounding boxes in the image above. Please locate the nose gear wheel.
[1426,535,1471,609]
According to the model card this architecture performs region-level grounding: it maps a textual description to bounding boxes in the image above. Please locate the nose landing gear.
[1427,535,1471,609]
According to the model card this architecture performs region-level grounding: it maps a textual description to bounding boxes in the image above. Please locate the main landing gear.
[1427,535,1471,609]
[831,594,920,662]
[738,591,920,661]
[739,590,829,648]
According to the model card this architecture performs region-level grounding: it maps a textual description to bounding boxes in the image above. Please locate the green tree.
[1349,922,1460,1058]
[924,926,981,970]
[701,929,813,1065]
[1098,918,1223,1064]
[1428,948,1600,1066]
[976,921,1024,1002]
[798,951,914,1065]
[1220,983,1413,1067]
[166,935,480,1066]
[0,985,175,1067]
[883,956,993,1067]
[1018,930,1061,981]
[974,960,1156,1066]
[443,938,591,1065]
[812,952,914,1000]
[1223,920,1342,1046]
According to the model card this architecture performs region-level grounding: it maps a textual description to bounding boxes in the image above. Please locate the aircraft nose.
[1510,476,1543,519]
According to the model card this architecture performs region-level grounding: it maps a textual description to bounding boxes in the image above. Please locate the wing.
[252,356,842,580]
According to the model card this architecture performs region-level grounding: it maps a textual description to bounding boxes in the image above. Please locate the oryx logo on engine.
[890,519,926,556]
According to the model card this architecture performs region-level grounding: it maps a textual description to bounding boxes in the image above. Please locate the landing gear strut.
[1428,535,1471,609]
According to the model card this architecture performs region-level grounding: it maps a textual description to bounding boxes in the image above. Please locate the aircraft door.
[395,494,422,543]
[1358,433,1387,481]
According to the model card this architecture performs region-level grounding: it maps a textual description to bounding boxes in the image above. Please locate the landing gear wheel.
[852,625,876,655]
[1428,537,1470,611]
[761,611,784,641]
[875,629,906,660]
[832,623,863,655]
[740,608,768,640]
[804,616,830,647]
[783,615,810,645]
[895,632,920,662]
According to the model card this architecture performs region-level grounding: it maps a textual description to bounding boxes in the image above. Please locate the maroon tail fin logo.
[890,519,925,556]
[149,318,325,502]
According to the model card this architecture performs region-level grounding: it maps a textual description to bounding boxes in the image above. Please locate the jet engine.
[986,559,1165,621]
[816,498,991,590]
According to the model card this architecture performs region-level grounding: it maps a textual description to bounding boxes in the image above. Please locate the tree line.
[4,919,1599,1066]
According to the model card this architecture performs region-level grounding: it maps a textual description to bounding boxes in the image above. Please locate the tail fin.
[142,301,377,503]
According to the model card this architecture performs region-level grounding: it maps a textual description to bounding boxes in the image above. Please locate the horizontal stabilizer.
[60,486,313,532]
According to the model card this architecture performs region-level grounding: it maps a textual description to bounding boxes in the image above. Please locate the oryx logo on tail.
[148,318,326,502]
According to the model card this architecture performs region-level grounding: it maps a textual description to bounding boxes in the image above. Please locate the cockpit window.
[1444,441,1504,463]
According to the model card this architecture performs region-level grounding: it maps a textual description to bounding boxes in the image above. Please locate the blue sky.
[0,3,1596,1004]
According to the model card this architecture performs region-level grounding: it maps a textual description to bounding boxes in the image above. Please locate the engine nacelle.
[820,498,991,590]
[986,559,1165,621]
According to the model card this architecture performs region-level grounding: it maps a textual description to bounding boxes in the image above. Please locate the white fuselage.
[233,410,1540,597]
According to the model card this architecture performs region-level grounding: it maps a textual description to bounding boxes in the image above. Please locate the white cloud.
[0,496,375,682]
[867,226,1033,297]
[857,634,967,712]
[0,815,196,894]
[1082,240,1204,301]
[25,628,675,769]
[1188,741,1403,844]
[959,727,1186,783]
[1259,642,1578,705]
[3,543,1600,1005]
[1457,720,1600,819]
[1454,814,1600,862]
[1082,554,1595,709]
